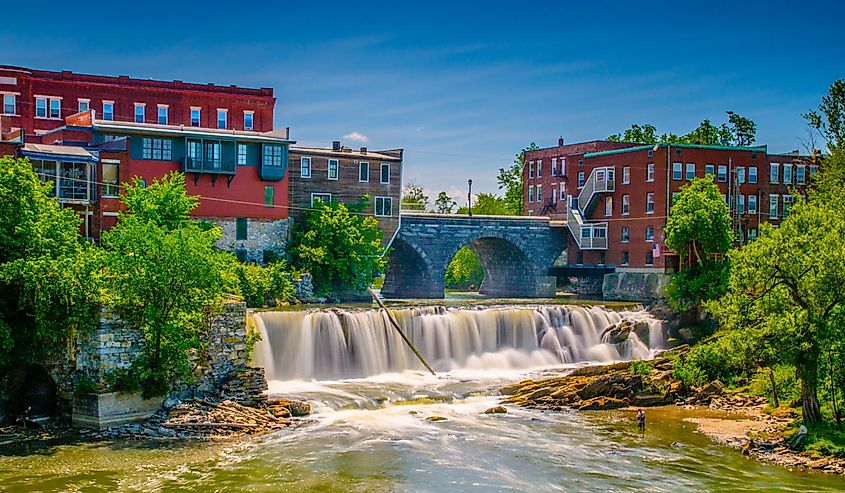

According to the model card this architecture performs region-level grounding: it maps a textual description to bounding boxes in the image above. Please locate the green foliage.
[102,173,226,398]
[401,184,429,212]
[444,247,484,290]
[104,365,143,394]
[74,375,97,396]
[666,260,730,312]
[497,143,538,215]
[607,112,757,146]
[749,365,801,407]
[0,156,101,372]
[672,333,759,388]
[234,261,296,308]
[804,79,845,150]
[290,201,387,296]
[457,193,511,215]
[434,191,456,214]
[630,360,654,378]
[244,316,262,363]
[607,123,660,144]
[802,423,845,459]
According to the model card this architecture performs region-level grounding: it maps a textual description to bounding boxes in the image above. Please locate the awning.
[21,143,98,164]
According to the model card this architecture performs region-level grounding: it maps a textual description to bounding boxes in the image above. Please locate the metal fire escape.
[565,166,614,250]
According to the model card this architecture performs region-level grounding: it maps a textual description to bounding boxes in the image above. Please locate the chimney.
[558,136,564,146]
[360,147,367,155]
[332,140,341,151]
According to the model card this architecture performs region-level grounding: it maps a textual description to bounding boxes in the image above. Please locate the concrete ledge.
[72,391,163,430]
[603,272,670,301]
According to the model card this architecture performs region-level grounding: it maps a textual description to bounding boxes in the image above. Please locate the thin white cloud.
[343,131,369,143]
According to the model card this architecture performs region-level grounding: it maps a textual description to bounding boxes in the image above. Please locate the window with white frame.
[103,101,114,121]
[190,107,201,127]
[646,251,654,266]
[536,160,542,178]
[244,111,254,131]
[301,157,312,177]
[237,144,248,166]
[102,160,120,197]
[560,157,566,176]
[783,195,794,218]
[647,163,655,182]
[134,103,145,123]
[748,194,757,214]
[263,145,284,167]
[770,163,780,183]
[157,105,168,125]
[646,192,655,214]
[783,164,793,184]
[605,196,612,216]
[621,226,629,243]
[141,138,173,160]
[717,164,727,182]
[622,194,630,215]
[769,194,779,218]
[1,94,14,115]
[737,194,746,214]
[311,193,331,206]
[577,171,585,188]
[705,164,715,177]
[537,184,542,203]
[685,163,695,180]
[809,164,818,176]
[375,196,393,216]
[747,228,758,241]
[621,251,629,266]
[622,166,630,184]
[737,166,746,184]
[551,158,557,176]
[749,166,758,184]
[528,161,534,179]
[78,98,89,113]
[380,163,390,184]
[646,226,654,241]
[49,98,61,119]
[796,164,806,184]
[217,109,228,129]
[672,162,682,180]
[328,159,339,180]
[35,97,47,118]
[528,185,535,203]
[359,161,369,182]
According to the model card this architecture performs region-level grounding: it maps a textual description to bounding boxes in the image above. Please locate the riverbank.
[501,355,845,476]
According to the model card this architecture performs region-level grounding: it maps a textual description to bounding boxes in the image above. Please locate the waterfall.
[253,305,665,381]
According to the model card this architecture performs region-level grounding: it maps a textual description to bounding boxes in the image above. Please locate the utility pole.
[730,166,743,243]
[467,179,473,217]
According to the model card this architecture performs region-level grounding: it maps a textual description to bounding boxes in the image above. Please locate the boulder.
[632,321,652,344]
[483,406,507,414]
[576,397,628,410]
[270,399,311,417]
[601,321,633,344]
[700,380,726,396]
[426,416,448,422]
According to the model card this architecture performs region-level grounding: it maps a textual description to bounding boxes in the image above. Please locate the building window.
[809,165,818,177]
[738,194,746,214]
[141,138,173,160]
[103,101,114,121]
[737,166,746,184]
[49,98,61,119]
[770,163,780,183]
[78,99,89,113]
[375,196,393,216]
[328,159,339,180]
[672,162,682,180]
[264,186,274,207]
[622,194,630,215]
[217,109,228,129]
[244,111,254,131]
[747,229,758,241]
[722,193,728,204]
[576,251,584,265]
[783,164,793,185]
[551,158,557,176]
[36,97,48,118]
[537,184,542,203]
[2,94,15,115]
[262,145,284,167]
[528,161,534,179]
[577,171,585,188]
[748,195,757,214]
[646,192,655,214]
[359,161,369,182]
[644,163,653,182]
[672,192,680,205]
[605,196,613,216]
[646,251,654,266]
[190,107,201,127]
[528,185,535,203]
[748,166,758,184]
[237,144,248,166]
[621,226,629,243]
[301,157,312,177]
[311,193,332,206]
[102,161,119,197]
[717,164,727,182]
[380,163,390,184]
[236,218,248,240]
[685,163,695,180]
[705,164,715,177]
[646,226,655,241]
[769,194,779,219]
[783,195,794,218]
[621,251,629,266]
[157,105,168,125]
[622,166,630,184]
[560,157,566,176]
[796,164,806,184]
[536,160,542,178]
[134,103,145,123]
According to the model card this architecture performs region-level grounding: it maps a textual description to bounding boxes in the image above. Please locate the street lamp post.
[467,179,473,217]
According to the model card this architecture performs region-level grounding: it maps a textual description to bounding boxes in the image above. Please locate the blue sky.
[5,1,843,202]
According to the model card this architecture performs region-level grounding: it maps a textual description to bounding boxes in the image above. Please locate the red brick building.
[524,139,815,275]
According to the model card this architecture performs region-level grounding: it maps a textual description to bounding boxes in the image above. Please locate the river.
[0,304,843,492]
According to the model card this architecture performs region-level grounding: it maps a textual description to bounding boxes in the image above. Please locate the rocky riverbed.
[501,352,845,476]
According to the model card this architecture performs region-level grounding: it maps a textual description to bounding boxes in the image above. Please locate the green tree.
[0,156,101,375]
[727,111,757,146]
[709,193,845,423]
[401,184,429,212]
[607,123,660,144]
[498,143,538,215]
[608,112,756,146]
[434,191,456,214]
[804,79,845,150]
[291,201,387,296]
[457,192,510,215]
[102,172,226,397]
[679,119,732,145]
[444,247,484,290]
[664,176,733,314]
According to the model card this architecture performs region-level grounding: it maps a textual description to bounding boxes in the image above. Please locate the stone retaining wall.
[603,272,670,301]
[76,309,145,387]
[213,217,289,264]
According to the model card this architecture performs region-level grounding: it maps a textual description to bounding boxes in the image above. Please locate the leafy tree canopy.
[607,112,756,147]
[457,192,511,215]
[444,247,484,290]
[664,176,734,268]
[401,184,429,212]
[434,191,456,214]
[497,143,538,215]
[804,79,845,150]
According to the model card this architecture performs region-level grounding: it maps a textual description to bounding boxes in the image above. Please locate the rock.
[677,327,696,343]
[577,397,628,410]
[163,396,182,409]
[601,321,634,344]
[632,321,652,344]
[700,380,726,396]
[483,406,507,414]
[426,416,448,422]
[269,399,311,417]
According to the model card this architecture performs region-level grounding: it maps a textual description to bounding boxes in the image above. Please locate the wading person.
[637,408,646,434]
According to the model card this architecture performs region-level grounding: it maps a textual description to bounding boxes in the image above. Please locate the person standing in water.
[637,409,646,434]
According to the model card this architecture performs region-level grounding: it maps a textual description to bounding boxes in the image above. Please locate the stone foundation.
[603,272,670,301]
[565,275,604,295]
[72,391,163,430]
[76,309,145,388]
[212,217,289,264]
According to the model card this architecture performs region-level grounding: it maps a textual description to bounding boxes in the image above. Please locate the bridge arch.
[381,214,566,299]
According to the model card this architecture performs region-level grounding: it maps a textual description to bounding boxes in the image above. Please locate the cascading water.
[253,305,665,381]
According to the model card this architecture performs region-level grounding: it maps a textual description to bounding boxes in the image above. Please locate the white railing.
[566,166,614,250]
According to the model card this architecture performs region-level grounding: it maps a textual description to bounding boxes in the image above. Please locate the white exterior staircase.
[565,166,615,250]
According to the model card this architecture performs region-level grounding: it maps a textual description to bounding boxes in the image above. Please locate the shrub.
[671,334,755,388]
[749,365,801,406]
[235,262,295,308]
[630,359,654,378]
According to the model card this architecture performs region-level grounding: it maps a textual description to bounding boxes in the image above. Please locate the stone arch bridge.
[381,213,568,299]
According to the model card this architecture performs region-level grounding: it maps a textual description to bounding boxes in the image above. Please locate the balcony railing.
[566,166,615,250]
[181,157,236,174]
